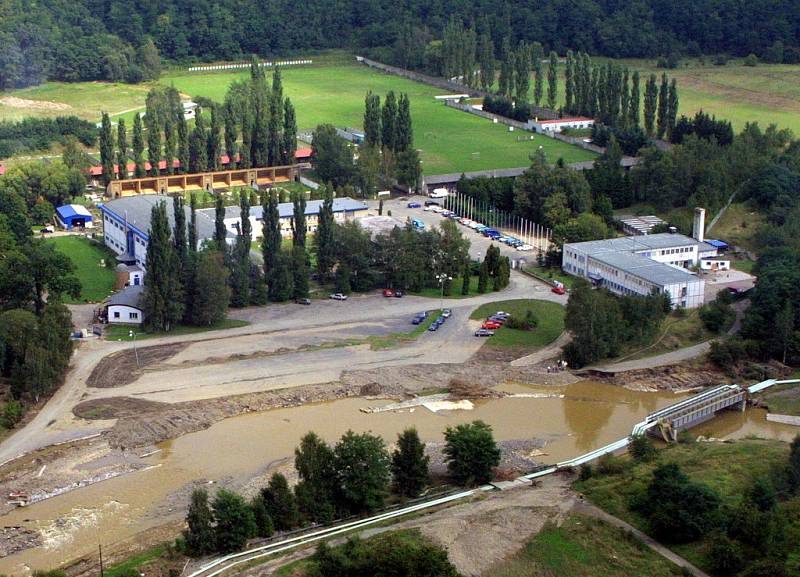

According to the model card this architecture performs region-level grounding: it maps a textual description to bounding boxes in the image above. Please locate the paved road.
[0,270,563,464]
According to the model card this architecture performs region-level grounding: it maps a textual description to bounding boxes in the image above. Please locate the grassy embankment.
[756,383,800,417]
[47,235,116,303]
[484,515,680,577]
[574,438,792,572]
[104,318,250,341]
[470,299,565,348]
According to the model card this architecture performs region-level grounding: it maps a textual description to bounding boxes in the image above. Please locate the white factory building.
[562,209,716,308]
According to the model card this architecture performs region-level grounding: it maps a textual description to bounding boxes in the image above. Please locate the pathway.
[574,500,711,577]
[509,331,571,367]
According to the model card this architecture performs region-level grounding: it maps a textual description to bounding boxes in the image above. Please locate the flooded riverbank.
[0,380,796,574]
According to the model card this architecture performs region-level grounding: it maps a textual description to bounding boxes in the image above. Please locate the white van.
[429,187,449,199]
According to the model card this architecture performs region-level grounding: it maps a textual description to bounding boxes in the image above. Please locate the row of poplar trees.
[142,186,335,331]
[98,61,297,186]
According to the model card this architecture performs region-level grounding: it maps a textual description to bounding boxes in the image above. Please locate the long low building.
[562,232,718,308]
[99,194,368,268]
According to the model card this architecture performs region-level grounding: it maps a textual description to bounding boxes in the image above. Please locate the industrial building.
[561,209,715,308]
[55,204,94,230]
[528,116,595,133]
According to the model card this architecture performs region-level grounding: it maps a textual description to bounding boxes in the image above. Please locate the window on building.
[129,312,139,320]
[113,311,120,319]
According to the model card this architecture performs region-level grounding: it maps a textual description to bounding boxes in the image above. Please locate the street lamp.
[436,273,452,312]
[129,330,140,369]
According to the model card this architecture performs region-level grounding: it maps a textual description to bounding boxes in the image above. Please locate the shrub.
[504,310,538,331]
[707,531,744,576]
[596,454,626,475]
[744,53,759,66]
[578,464,593,481]
[1,400,24,429]
[629,434,657,462]
[443,420,501,485]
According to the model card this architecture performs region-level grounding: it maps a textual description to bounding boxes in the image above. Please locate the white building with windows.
[562,232,717,309]
[528,116,595,133]
[106,284,144,325]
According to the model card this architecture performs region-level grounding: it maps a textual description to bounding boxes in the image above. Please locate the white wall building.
[528,116,594,134]
[562,232,718,308]
[106,284,144,325]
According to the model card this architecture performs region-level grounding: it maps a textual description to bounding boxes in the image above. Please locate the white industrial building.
[562,209,716,308]
[528,116,595,134]
[106,284,144,325]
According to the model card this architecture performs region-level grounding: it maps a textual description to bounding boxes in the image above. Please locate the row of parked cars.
[475,310,510,337]
[409,200,533,251]
[428,308,452,331]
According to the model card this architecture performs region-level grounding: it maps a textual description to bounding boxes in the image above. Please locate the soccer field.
[158,64,595,175]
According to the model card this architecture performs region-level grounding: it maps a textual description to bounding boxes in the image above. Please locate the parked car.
[428,323,440,331]
[727,287,742,295]
[424,205,434,211]
[482,321,502,330]
[383,289,395,297]
[394,290,404,298]
[407,201,421,208]
[296,298,312,305]
[412,316,423,325]
[488,315,506,324]
[40,225,55,234]
[551,286,566,295]
[441,308,452,318]
[475,329,495,337]
[330,293,348,300]
[494,311,510,318]
[424,200,440,207]
[516,244,533,251]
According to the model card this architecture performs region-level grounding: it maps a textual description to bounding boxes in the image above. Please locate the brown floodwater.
[0,380,797,574]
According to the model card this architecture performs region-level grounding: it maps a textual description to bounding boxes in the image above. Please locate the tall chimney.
[693,208,706,242]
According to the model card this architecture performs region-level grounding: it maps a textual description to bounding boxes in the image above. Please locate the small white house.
[528,116,595,134]
[700,258,731,272]
[183,101,198,120]
[106,284,144,325]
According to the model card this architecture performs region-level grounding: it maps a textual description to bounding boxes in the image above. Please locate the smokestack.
[693,208,706,242]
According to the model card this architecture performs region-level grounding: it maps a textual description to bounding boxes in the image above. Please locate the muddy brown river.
[1,380,797,574]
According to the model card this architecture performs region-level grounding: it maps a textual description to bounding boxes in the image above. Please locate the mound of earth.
[86,343,188,388]
[0,96,71,111]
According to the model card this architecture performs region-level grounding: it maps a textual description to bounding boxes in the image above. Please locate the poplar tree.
[314,185,335,280]
[163,116,176,174]
[533,42,544,107]
[588,65,599,117]
[188,192,198,255]
[177,111,189,174]
[395,93,413,152]
[478,33,495,91]
[292,245,309,300]
[213,195,227,252]
[145,113,161,176]
[208,106,222,171]
[657,73,669,139]
[644,74,657,136]
[173,195,187,275]
[620,68,630,126]
[183,193,197,320]
[99,112,114,185]
[667,78,679,140]
[579,52,592,115]
[497,37,512,97]
[629,71,641,127]
[142,201,184,332]
[230,191,252,307]
[268,68,284,166]
[564,51,575,114]
[261,190,281,294]
[291,190,307,249]
[514,42,531,102]
[116,118,128,179]
[239,112,252,170]
[251,66,270,168]
[281,98,297,165]
[381,91,398,151]
[392,428,429,498]
[224,101,238,165]
[363,91,382,147]
[133,113,146,178]
[189,106,207,173]
[461,260,471,295]
[547,51,558,110]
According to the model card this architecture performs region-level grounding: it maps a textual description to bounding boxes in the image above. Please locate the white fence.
[188,60,313,72]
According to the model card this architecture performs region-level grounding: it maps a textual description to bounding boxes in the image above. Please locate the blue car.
[407,202,421,208]
[428,323,439,331]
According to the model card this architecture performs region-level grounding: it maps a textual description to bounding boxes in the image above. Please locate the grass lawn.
[522,265,576,289]
[574,439,791,572]
[411,275,482,298]
[47,235,117,303]
[484,515,679,577]
[707,201,765,252]
[616,309,716,362]
[104,318,249,341]
[470,299,565,348]
[757,383,800,416]
[102,545,167,577]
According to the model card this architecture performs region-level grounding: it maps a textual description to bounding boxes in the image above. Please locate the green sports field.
[156,64,594,174]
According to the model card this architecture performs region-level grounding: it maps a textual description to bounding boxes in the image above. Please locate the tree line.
[182,422,500,555]
[0,188,79,428]
[0,117,96,160]
[97,63,297,185]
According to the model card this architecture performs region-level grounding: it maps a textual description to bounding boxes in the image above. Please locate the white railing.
[188,60,313,72]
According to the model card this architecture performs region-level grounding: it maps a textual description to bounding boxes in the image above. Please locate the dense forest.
[1,0,799,89]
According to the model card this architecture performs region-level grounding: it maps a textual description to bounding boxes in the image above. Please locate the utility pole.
[99,544,104,577]
[129,330,140,368]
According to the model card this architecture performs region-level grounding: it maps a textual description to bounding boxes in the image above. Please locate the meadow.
[47,235,117,303]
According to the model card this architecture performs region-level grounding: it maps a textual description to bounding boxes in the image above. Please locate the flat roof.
[100,195,221,241]
[536,116,593,124]
[207,197,368,221]
[590,251,699,286]
[569,233,708,256]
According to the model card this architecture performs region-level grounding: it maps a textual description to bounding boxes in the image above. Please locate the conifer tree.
[230,191,252,307]
[173,195,187,282]
[116,118,128,179]
[184,488,214,556]
[99,112,114,185]
[142,201,184,331]
[667,78,679,140]
[546,51,558,109]
[291,191,307,248]
[260,473,299,531]
[395,93,413,152]
[363,91,382,147]
[381,91,398,151]
[657,73,669,139]
[261,190,281,293]
[133,113,146,178]
[644,74,657,136]
[314,186,335,280]
[208,106,222,171]
[177,111,189,174]
[224,101,238,165]
[392,428,429,498]
[281,98,297,165]
[145,113,161,176]
[461,260,471,295]
[163,116,176,174]
[533,42,544,106]
[629,71,641,127]
[213,195,227,252]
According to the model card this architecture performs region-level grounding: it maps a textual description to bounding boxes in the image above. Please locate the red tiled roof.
[0,164,6,176]
[295,147,313,159]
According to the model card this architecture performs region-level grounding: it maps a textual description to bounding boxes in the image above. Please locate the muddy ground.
[580,363,728,391]
[86,343,189,389]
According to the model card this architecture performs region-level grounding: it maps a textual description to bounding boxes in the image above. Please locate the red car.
[551,286,566,295]
[382,289,395,297]
[482,321,502,330]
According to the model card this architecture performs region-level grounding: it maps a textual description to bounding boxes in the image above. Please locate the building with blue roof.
[55,204,94,230]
